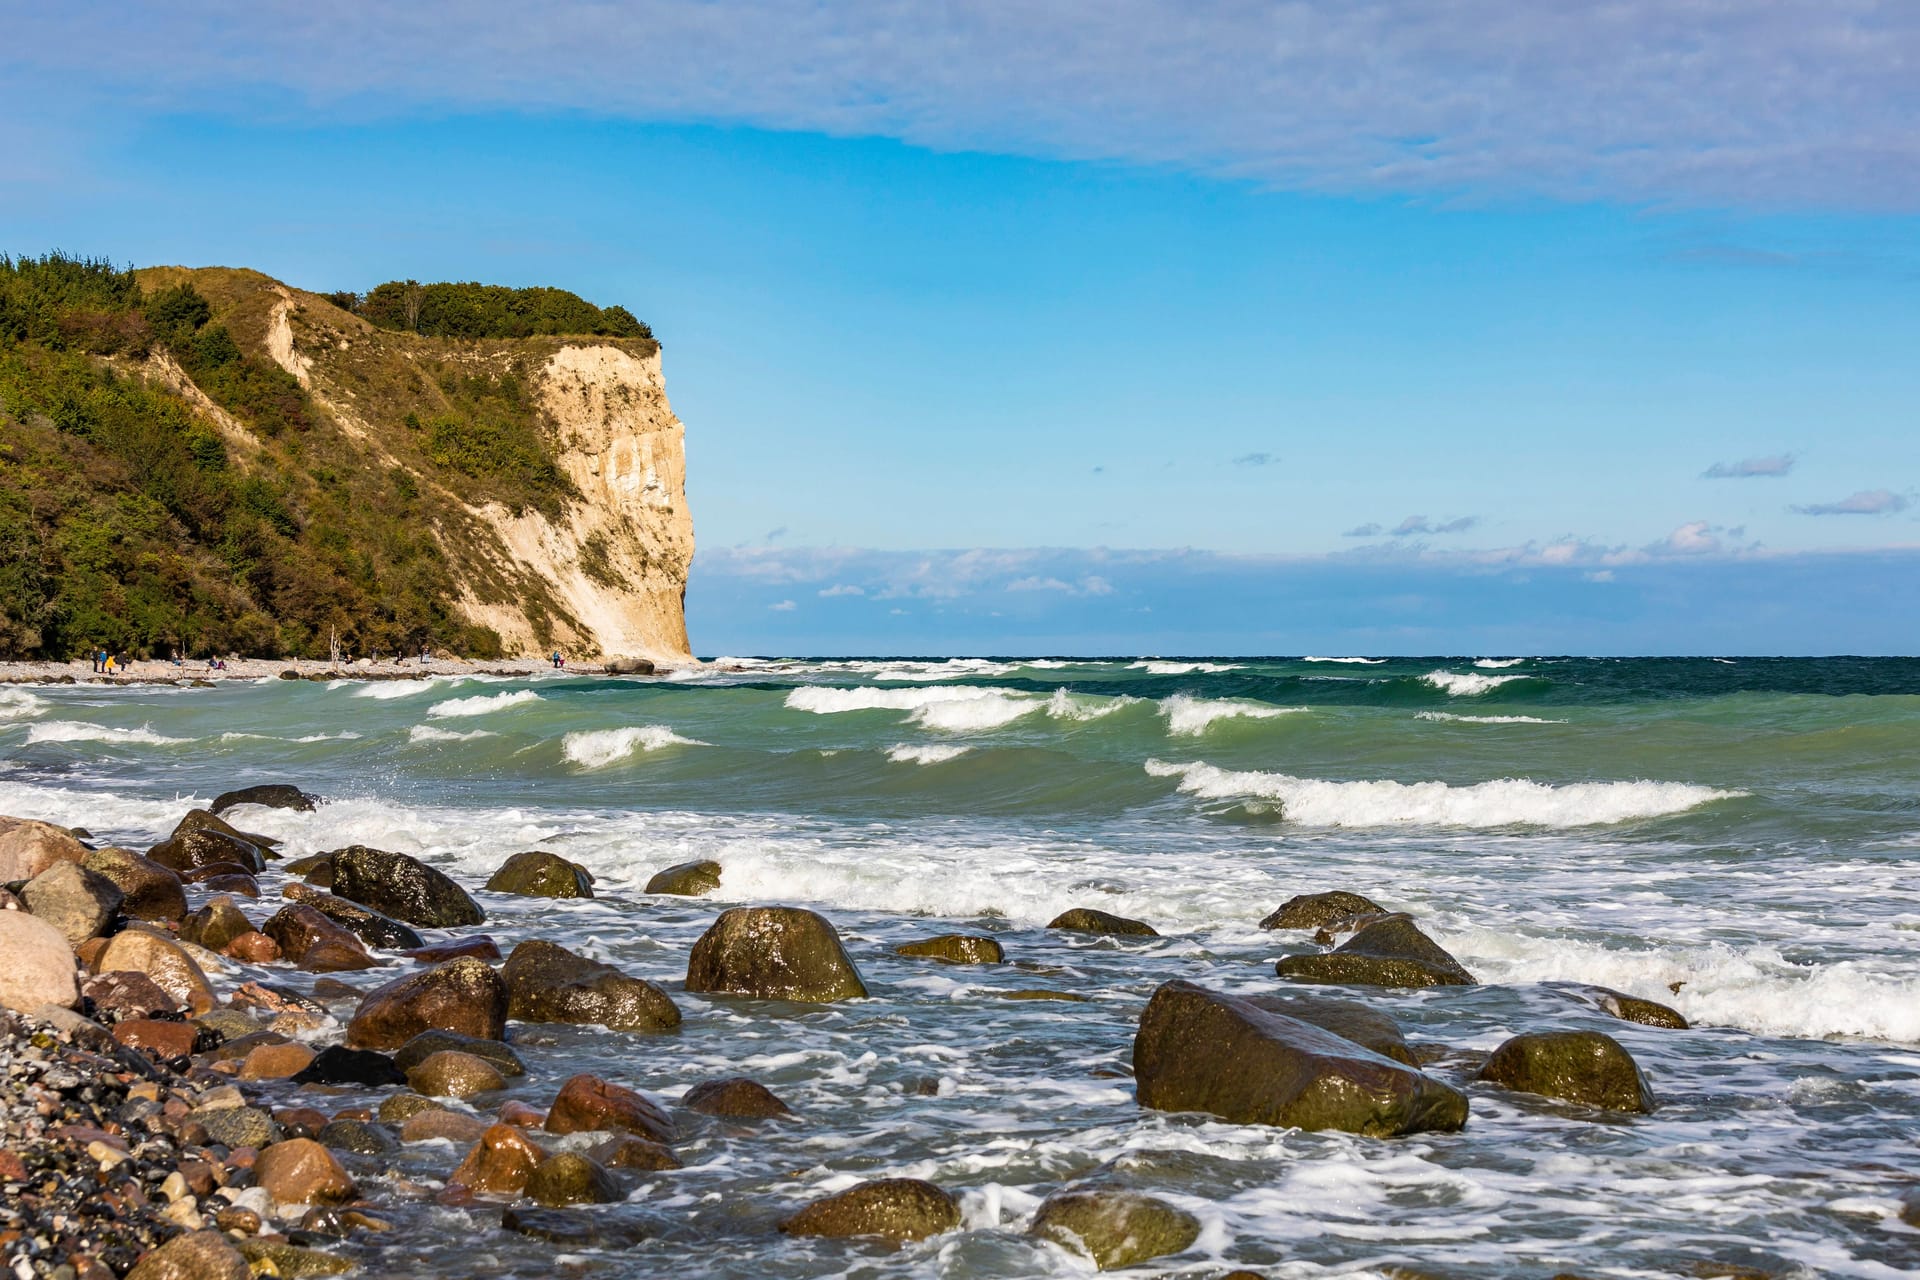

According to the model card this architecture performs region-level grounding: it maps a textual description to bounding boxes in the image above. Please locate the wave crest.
[562,725,703,768]
[885,743,970,765]
[1421,669,1528,696]
[1160,695,1304,736]
[26,721,190,747]
[427,690,542,718]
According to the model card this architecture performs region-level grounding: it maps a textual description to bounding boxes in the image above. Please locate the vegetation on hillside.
[329,280,653,342]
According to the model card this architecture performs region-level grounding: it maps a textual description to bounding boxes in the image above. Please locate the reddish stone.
[76,937,110,970]
[222,932,281,963]
[497,1100,544,1128]
[585,1134,681,1171]
[450,1123,545,1194]
[544,1073,674,1144]
[179,861,254,884]
[272,1108,328,1140]
[202,873,260,898]
[330,1107,373,1124]
[112,1019,195,1059]
[404,936,502,964]
[83,971,179,1021]
[239,1042,317,1081]
[176,1158,219,1195]
[0,1149,29,1180]
[252,1139,355,1205]
[399,1109,489,1145]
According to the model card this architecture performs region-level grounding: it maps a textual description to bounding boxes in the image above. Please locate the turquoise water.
[2,656,1918,1276]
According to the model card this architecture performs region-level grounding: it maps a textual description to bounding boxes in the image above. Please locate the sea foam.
[1128,660,1241,675]
[1160,695,1304,736]
[1416,712,1566,725]
[0,689,47,720]
[426,690,542,718]
[1473,658,1527,669]
[1304,656,1385,664]
[885,743,971,765]
[25,721,190,747]
[409,725,497,743]
[562,725,702,768]
[785,685,1040,733]
[1144,759,1740,827]
[1421,670,1528,696]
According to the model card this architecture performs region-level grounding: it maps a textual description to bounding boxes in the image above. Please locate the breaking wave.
[1416,712,1567,725]
[1421,669,1529,696]
[561,725,703,768]
[25,721,190,747]
[885,743,971,765]
[1160,695,1304,736]
[426,690,542,718]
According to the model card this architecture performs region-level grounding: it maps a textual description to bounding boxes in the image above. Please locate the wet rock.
[545,1073,675,1144]
[202,872,261,898]
[685,906,869,1003]
[253,1138,357,1204]
[198,1104,278,1149]
[644,860,721,896]
[500,1207,654,1247]
[284,853,336,887]
[83,847,188,921]
[1133,980,1468,1135]
[1275,914,1476,988]
[1047,908,1158,937]
[585,1134,681,1171]
[21,861,124,945]
[96,928,215,1014]
[1900,1187,1920,1228]
[210,783,318,815]
[233,1241,352,1277]
[1551,982,1690,1030]
[240,1041,319,1080]
[408,1049,507,1098]
[399,1108,490,1145]
[394,1029,526,1077]
[995,989,1089,1002]
[503,938,681,1032]
[180,895,256,953]
[603,657,655,676]
[262,904,377,972]
[1245,994,1418,1067]
[125,1229,250,1280]
[377,1093,447,1124]
[1260,890,1387,930]
[283,883,426,950]
[329,845,483,928]
[223,930,281,963]
[778,1178,961,1242]
[895,934,1005,964]
[683,1076,791,1119]
[196,1006,263,1040]
[1030,1189,1201,1270]
[316,1118,395,1156]
[344,957,508,1049]
[486,851,594,899]
[274,1106,330,1139]
[0,815,91,882]
[525,1151,621,1206]
[172,808,280,851]
[403,936,502,964]
[1477,1030,1657,1113]
[85,970,179,1022]
[113,1018,195,1059]
[147,828,266,875]
[293,1044,410,1087]
[452,1123,547,1194]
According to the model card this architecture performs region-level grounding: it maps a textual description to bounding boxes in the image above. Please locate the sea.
[2,655,1918,1278]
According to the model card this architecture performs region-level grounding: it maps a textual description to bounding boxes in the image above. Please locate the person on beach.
[551,649,565,669]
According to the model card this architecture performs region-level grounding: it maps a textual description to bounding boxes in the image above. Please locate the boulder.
[223,932,281,963]
[603,657,655,676]
[1047,908,1158,937]
[501,1207,654,1248]
[84,970,178,1022]
[684,906,868,1003]
[262,905,376,972]
[394,1029,526,1077]
[240,1042,319,1081]
[399,1108,489,1145]
[96,929,215,1015]
[1133,980,1468,1135]
[1275,915,1476,988]
[21,861,124,945]
[172,808,280,851]
[644,860,721,896]
[252,1138,357,1205]
[502,939,681,1032]
[1260,890,1385,930]
[0,816,90,883]
[524,1152,621,1207]
[585,1135,681,1171]
[485,851,594,899]
[779,1178,959,1242]
[1551,982,1689,1030]
[210,784,318,815]
[201,873,259,898]
[83,848,187,921]
[1477,1030,1656,1113]
[113,1018,195,1059]
[126,1229,250,1280]
[451,1123,547,1195]
[283,853,336,887]
[1030,1189,1200,1270]
[146,828,266,875]
[895,934,1004,964]
[232,1241,352,1278]
[683,1077,791,1119]
[344,957,508,1049]
[181,895,256,953]
[1244,993,1418,1067]
[545,1073,675,1145]
[329,846,483,928]
[407,1049,507,1098]
[282,883,424,950]
[404,936,502,964]
[197,1105,278,1150]
[291,1045,410,1087]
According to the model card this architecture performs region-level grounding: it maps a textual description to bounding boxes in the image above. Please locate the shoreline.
[0,656,697,687]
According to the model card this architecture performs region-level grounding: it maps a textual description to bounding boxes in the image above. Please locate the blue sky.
[4,2,1917,654]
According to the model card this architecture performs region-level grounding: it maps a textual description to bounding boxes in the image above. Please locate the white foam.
[1044,688,1132,721]
[25,721,190,747]
[1473,657,1527,669]
[1421,670,1527,696]
[785,685,1040,733]
[1160,695,1304,736]
[561,725,702,768]
[408,725,497,743]
[0,689,47,720]
[1303,656,1385,664]
[1416,712,1567,725]
[425,690,542,718]
[353,676,465,699]
[220,731,363,743]
[1128,660,1241,675]
[1144,759,1741,827]
[885,743,971,765]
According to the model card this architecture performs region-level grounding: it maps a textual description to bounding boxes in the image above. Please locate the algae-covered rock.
[486,850,595,899]
[1477,1030,1656,1113]
[147,828,265,875]
[83,847,187,921]
[211,784,318,815]
[234,1240,352,1277]
[22,861,123,946]
[283,883,425,950]
[895,934,1004,964]
[1029,1189,1200,1270]
[344,958,508,1049]
[181,894,255,954]
[1275,914,1476,988]
[1047,908,1158,937]
[126,1230,250,1280]
[685,906,868,1003]
[778,1178,960,1242]
[394,1029,526,1077]
[1259,890,1385,930]
[1133,980,1467,1136]
[329,845,483,928]
[503,939,680,1032]
[644,860,721,896]
[407,1049,508,1099]
[1550,981,1689,1030]
[1245,993,1418,1067]
[524,1152,621,1207]
[683,1077,791,1119]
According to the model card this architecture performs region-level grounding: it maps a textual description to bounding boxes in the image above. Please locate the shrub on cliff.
[354,280,653,342]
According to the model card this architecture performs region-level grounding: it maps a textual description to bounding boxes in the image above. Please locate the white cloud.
[1654,520,1723,555]
[1703,453,1795,478]
[1792,489,1909,516]
[768,599,797,612]
[817,583,865,597]
[1584,569,1616,582]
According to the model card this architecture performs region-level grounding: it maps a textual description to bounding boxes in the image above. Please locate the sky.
[3,1,1917,654]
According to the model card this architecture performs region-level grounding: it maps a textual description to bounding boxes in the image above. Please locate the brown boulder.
[171,808,280,851]
[126,1229,250,1280]
[0,816,90,883]
[96,929,215,1015]
[1134,980,1468,1136]
[82,848,187,921]
[1477,1031,1657,1113]
[502,939,680,1032]
[147,828,265,875]
[262,904,376,971]
[201,873,260,898]
[585,1135,681,1171]
[451,1123,547,1195]
[1275,914,1476,988]
[1030,1189,1200,1270]
[21,861,123,945]
[485,851,594,899]
[112,1018,195,1059]
[181,895,256,953]
[407,1049,507,1099]
[83,970,178,1021]
[545,1073,675,1144]
[1047,908,1158,937]
[643,860,721,896]
[210,784,317,815]
[344,957,508,1049]
[524,1152,621,1207]
[1245,993,1418,1067]
[252,1138,357,1205]
[895,934,1004,964]
[685,906,868,1003]
[399,1108,490,1145]
[223,931,282,964]
[240,1042,319,1081]
[282,883,424,950]
[405,936,502,964]
[329,845,483,928]
[778,1178,960,1242]
[683,1077,791,1119]
[1260,890,1386,930]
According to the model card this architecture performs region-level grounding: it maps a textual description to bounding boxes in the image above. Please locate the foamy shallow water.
[2,656,1918,1277]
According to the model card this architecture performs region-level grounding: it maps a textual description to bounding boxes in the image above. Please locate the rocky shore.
[1,798,1913,1278]
[0,656,679,689]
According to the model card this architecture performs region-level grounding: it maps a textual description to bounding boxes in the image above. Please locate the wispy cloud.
[1233,452,1277,468]
[1792,489,1910,516]
[9,2,1920,209]
[1703,454,1796,479]
[1342,523,1384,538]
[817,583,865,598]
[767,599,797,612]
[1652,520,1725,555]
[1007,574,1114,597]
[1390,515,1479,537]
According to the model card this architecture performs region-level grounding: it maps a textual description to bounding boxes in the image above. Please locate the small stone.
[114,1018,196,1058]
[181,896,256,954]
[545,1073,675,1144]
[393,1029,525,1077]
[252,1138,357,1205]
[125,1229,250,1280]
[197,1105,278,1150]
[498,1100,544,1127]
[291,1045,409,1087]
[584,1135,681,1171]
[683,1077,792,1119]
[1046,908,1158,937]
[316,1118,395,1156]
[377,1094,447,1124]
[895,934,1004,964]
[214,1207,262,1235]
[407,1049,507,1098]
[234,1241,352,1277]
[451,1123,547,1194]
[273,1107,330,1139]
[240,1041,318,1081]
[524,1152,621,1207]
[399,1109,490,1145]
